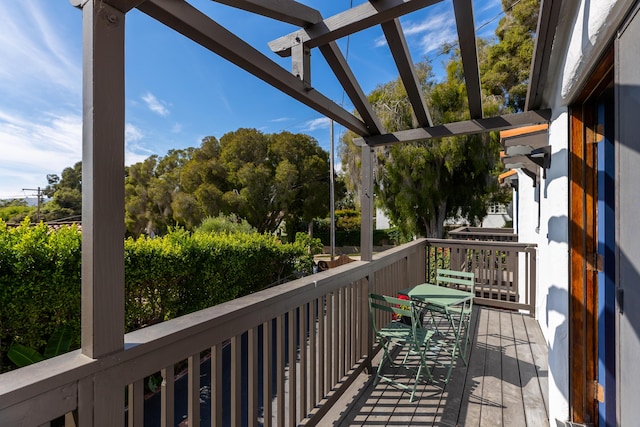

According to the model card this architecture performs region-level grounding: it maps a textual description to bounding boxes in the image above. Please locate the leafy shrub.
[0,219,81,372]
[197,213,255,234]
[0,220,313,372]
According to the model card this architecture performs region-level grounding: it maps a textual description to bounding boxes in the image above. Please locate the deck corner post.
[360,144,374,262]
[80,0,126,360]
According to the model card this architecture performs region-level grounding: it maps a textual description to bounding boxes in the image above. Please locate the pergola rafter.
[137,0,371,135]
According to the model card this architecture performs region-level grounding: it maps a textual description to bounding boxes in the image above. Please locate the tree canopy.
[339,0,538,239]
[124,128,330,236]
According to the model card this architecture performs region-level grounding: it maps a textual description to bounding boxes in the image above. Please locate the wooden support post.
[80,2,126,423]
[360,144,374,261]
[81,0,125,359]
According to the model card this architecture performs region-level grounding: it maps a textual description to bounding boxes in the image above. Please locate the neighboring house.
[503,0,640,425]
[481,202,512,228]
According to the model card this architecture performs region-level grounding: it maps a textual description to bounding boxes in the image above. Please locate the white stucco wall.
[516,0,636,423]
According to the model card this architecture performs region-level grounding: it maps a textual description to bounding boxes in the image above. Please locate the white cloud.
[124,123,155,165]
[403,11,458,55]
[302,117,331,132]
[0,3,80,97]
[142,92,170,116]
[171,123,183,133]
[271,117,292,123]
[0,109,82,198]
[125,123,144,143]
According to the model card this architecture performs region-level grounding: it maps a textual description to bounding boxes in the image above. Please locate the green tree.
[125,148,194,235]
[42,161,82,221]
[218,128,330,235]
[482,0,540,112]
[341,53,505,239]
[381,54,505,238]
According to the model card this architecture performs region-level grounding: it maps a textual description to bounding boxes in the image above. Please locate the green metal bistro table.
[399,283,473,383]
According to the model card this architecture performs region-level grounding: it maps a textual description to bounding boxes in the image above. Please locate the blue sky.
[0,0,502,200]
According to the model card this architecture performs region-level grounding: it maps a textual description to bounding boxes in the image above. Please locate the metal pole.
[22,187,43,222]
[330,119,336,260]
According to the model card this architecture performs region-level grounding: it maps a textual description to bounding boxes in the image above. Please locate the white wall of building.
[515,0,636,423]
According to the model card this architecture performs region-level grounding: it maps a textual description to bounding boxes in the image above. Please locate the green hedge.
[0,220,312,372]
[0,220,82,373]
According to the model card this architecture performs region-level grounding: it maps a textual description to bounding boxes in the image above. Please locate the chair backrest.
[436,268,475,295]
[368,293,420,333]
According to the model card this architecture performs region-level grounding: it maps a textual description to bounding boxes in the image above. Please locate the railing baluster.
[211,344,223,427]
[326,292,333,393]
[318,295,326,399]
[338,287,345,379]
[349,283,356,368]
[288,309,297,424]
[299,303,308,419]
[161,366,174,427]
[263,321,273,427]
[248,327,258,427]
[127,379,144,427]
[231,335,242,426]
[277,314,285,427]
[188,354,200,427]
[310,298,317,407]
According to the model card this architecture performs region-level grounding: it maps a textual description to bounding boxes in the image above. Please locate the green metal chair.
[368,293,435,402]
[435,268,475,362]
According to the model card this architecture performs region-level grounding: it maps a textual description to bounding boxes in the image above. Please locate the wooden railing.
[0,237,535,426]
[448,226,518,242]
[425,238,537,315]
[0,240,427,426]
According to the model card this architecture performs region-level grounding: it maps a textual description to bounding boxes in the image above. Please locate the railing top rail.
[425,238,537,249]
[449,226,515,234]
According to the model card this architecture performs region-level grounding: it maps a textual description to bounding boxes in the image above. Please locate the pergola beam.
[268,0,444,57]
[526,0,562,111]
[453,0,482,119]
[381,19,433,127]
[137,0,370,135]
[319,42,385,135]
[356,109,552,146]
[212,0,322,26]
[100,0,147,13]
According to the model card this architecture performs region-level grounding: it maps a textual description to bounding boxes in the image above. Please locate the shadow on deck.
[322,306,549,426]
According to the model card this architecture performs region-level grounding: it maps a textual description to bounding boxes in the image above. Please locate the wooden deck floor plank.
[499,310,527,425]
[512,313,549,426]
[523,315,549,415]
[479,309,504,426]
[328,307,548,426]
[461,306,490,426]
[439,306,481,425]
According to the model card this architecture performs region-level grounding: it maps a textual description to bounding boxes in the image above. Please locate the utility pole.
[330,119,336,261]
[22,187,43,222]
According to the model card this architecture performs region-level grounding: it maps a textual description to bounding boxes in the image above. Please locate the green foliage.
[42,161,82,221]
[7,325,73,368]
[124,230,310,329]
[7,343,44,367]
[0,219,81,372]
[122,129,330,236]
[0,220,313,372]
[335,209,361,232]
[197,213,255,235]
[339,0,534,238]
[481,0,540,111]
[0,204,35,223]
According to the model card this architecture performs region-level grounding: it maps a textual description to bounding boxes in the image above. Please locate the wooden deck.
[321,306,549,426]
